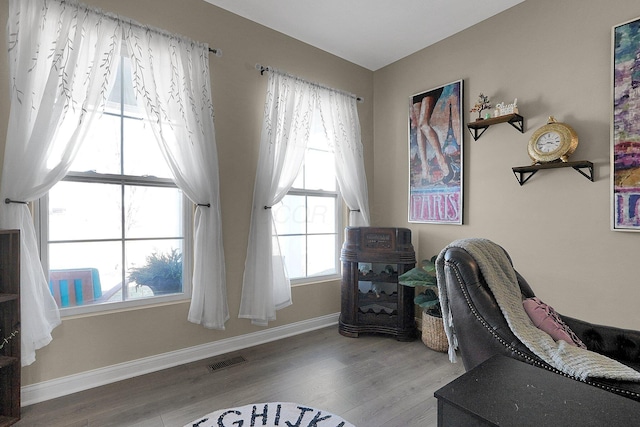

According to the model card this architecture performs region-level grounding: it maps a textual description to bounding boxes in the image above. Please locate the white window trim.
[36,186,193,317]
[33,45,195,317]
[285,187,344,286]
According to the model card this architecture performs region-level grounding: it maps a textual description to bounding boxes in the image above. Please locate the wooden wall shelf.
[467,113,524,141]
[512,160,594,185]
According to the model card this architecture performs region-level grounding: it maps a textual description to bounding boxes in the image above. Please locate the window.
[272,123,342,282]
[39,53,191,314]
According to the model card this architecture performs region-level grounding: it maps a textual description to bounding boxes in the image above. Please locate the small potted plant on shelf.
[470,93,492,121]
[398,255,448,352]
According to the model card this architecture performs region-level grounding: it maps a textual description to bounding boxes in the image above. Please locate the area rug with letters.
[185,402,355,427]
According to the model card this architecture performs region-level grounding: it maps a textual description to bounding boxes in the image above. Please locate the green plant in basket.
[398,255,441,318]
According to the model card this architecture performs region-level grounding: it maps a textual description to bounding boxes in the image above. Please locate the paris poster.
[409,80,463,224]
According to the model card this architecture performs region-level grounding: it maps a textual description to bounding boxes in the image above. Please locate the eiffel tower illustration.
[441,103,460,184]
[443,103,459,155]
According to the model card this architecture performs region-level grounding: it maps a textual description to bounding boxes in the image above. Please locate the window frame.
[287,188,343,286]
[36,177,193,317]
[36,49,194,316]
[275,153,344,286]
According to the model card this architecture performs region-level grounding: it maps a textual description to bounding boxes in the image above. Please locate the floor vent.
[207,356,247,372]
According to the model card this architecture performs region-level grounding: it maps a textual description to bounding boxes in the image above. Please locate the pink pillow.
[523,297,586,348]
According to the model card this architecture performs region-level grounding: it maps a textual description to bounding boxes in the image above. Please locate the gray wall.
[0,0,374,386]
[373,0,640,328]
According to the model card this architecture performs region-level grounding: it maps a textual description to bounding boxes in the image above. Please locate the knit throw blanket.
[436,238,640,382]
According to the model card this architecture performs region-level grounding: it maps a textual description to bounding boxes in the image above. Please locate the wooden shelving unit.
[467,113,524,141]
[0,230,20,426]
[512,160,594,185]
[339,227,417,341]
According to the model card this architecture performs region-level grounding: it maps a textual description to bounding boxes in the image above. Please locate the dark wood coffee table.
[434,354,640,426]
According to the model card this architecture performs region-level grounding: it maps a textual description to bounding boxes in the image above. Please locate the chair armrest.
[562,315,640,367]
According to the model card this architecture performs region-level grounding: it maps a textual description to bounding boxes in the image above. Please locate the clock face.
[527,118,578,163]
[536,131,561,153]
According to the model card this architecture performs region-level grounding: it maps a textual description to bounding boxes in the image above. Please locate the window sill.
[59,294,190,319]
[291,274,340,288]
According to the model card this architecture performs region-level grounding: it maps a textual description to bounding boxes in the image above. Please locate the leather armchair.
[442,245,640,401]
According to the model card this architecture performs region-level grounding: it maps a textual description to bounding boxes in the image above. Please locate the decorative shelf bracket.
[468,126,488,141]
[467,113,524,141]
[512,160,594,186]
[512,169,538,186]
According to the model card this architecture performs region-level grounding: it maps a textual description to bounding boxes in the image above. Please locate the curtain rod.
[57,0,222,57]
[255,64,364,103]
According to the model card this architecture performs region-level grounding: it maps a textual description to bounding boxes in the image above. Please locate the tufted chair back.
[442,245,640,401]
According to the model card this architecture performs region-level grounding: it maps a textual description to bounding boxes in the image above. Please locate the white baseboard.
[22,313,340,406]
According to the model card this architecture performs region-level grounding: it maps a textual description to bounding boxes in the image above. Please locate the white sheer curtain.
[320,91,371,226]
[0,0,228,366]
[239,72,315,325]
[122,24,228,329]
[239,70,370,325]
[0,0,122,365]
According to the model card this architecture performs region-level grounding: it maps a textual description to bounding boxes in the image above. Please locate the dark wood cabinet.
[0,230,20,426]
[339,227,416,341]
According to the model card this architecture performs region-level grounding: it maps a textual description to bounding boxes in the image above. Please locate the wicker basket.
[421,311,448,352]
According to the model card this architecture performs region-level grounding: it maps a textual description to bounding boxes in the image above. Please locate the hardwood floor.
[16,325,465,426]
